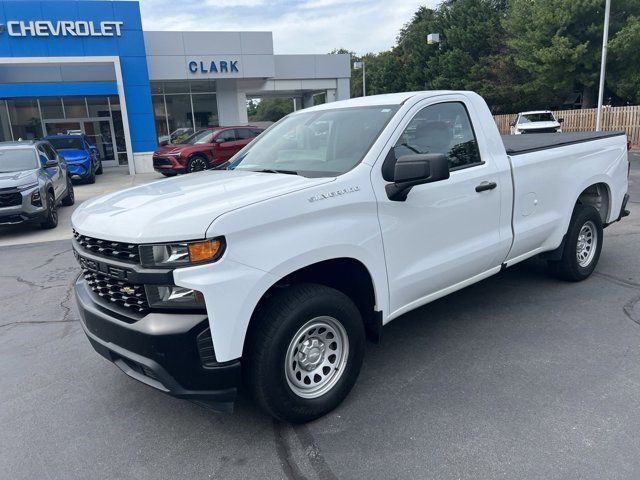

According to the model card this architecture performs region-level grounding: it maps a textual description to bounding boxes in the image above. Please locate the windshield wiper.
[254,168,298,175]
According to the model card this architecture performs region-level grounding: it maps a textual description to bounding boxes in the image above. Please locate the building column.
[326,89,337,103]
[336,78,350,101]
[302,93,314,109]
[293,97,303,111]
[217,79,248,126]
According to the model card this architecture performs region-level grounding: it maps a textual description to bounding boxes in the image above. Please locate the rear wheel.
[96,160,103,175]
[40,192,58,229]
[160,172,176,177]
[85,169,96,184]
[245,283,365,423]
[61,177,75,206]
[548,204,603,281]
[186,155,208,173]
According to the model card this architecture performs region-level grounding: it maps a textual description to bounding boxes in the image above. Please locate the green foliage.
[334,0,640,112]
[247,98,294,122]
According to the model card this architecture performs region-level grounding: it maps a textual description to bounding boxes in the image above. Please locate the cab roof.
[0,140,40,148]
[299,91,466,112]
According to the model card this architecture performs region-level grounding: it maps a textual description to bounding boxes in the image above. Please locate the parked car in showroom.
[152,126,264,176]
[72,90,629,423]
[45,134,102,183]
[0,140,74,229]
[510,110,563,134]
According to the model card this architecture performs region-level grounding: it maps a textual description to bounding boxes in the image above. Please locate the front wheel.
[84,169,96,184]
[245,283,365,423]
[61,177,75,206]
[548,204,603,281]
[186,156,208,173]
[40,192,58,229]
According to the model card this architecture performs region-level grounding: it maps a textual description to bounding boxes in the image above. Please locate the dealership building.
[0,0,351,173]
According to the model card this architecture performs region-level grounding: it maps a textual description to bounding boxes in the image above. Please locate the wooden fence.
[494,105,640,146]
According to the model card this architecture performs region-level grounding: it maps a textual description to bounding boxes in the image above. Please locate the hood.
[517,121,560,131]
[58,149,90,162]
[72,170,333,243]
[155,144,190,155]
[0,169,38,190]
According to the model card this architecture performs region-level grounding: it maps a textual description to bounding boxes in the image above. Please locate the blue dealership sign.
[0,0,156,153]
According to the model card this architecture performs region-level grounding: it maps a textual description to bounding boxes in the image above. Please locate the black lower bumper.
[75,275,241,409]
[0,209,45,225]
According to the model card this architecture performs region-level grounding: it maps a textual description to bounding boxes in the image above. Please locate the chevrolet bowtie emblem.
[121,286,135,295]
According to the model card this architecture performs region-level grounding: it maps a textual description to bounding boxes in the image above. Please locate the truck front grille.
[82,268,149,313]
[74,230,140,264]
[0,192,22,207]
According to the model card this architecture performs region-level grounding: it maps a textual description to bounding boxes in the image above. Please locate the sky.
[139,0,439,55]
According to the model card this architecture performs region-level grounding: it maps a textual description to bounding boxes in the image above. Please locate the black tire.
[96,160,103,175]
[85,169,96,184]
[61,177,75,206]
[40,192,58,229]
[186,155,208,173]
[548,204,603,282]
[245,283,365,423]
[160,172,176,177]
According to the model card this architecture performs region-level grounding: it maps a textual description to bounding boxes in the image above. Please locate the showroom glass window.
[7,99,42,140]
[393,102,482,170]
[151,81,218,145]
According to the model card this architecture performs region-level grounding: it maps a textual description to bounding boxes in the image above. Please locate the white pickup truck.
[72,91,630,423]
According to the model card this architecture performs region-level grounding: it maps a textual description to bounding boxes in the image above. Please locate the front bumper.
[75,275,241,409]
[0,187,46,225]
[67,161,92,178]
[153,155,185,174]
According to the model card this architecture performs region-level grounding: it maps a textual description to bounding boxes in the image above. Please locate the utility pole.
[596,0,611,131]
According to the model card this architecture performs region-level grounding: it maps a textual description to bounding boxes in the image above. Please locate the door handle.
[475,181,497,193]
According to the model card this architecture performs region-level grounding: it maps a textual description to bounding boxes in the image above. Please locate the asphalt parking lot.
[1,154,639,480]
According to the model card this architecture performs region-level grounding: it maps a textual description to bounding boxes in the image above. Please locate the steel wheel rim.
[189,158,207,172]
[285,316,349,399]
[576,220,597,267]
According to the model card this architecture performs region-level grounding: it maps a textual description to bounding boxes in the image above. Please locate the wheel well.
[576,183,610,223]
[248,258,380,345]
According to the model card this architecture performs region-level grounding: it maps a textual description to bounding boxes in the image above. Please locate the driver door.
[375,96,510,318]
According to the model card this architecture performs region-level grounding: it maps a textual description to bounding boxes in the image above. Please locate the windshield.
[0,148,38,173]
[48,137,84,150]
[229,106,399,177]
[182,130,214,145]
[519,113,555,123]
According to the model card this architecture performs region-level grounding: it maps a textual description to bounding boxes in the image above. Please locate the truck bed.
[502,131,625,156]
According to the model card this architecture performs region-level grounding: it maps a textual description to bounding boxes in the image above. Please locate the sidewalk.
[0,167,164,248]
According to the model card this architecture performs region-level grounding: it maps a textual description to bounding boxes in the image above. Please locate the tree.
[247,98,294,122]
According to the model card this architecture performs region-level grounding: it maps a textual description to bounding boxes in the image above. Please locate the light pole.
[353,61,366,96]
[596,0,611,131]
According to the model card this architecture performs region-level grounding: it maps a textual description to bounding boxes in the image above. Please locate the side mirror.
[509,121,516,127]
[385,153,450,201]
[558,118,564,123]
[45,159,59,168]
[214,137,226,143]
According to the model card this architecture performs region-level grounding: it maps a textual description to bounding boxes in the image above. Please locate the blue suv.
[44,134,102,183]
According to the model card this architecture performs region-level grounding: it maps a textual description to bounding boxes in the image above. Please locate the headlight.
[171,152,182,159]
[139,238,225,268]
[145,285,206,310]
[31,190,41,206]
[18,182,38,191]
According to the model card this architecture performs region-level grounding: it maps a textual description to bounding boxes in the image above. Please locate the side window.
[37,147,49,166]
[43,143,57,160]
[217,130,236,142]
[236,128,254,140]
[393,102,482,170]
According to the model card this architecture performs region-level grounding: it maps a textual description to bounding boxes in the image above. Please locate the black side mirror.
[558,118,564,123]
[385,154,450,201]
[509,121,516,127]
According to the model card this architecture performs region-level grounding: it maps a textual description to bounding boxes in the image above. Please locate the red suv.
[152,126,264,176]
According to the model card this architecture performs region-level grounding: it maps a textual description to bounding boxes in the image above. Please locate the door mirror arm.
[385,153,450,201]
